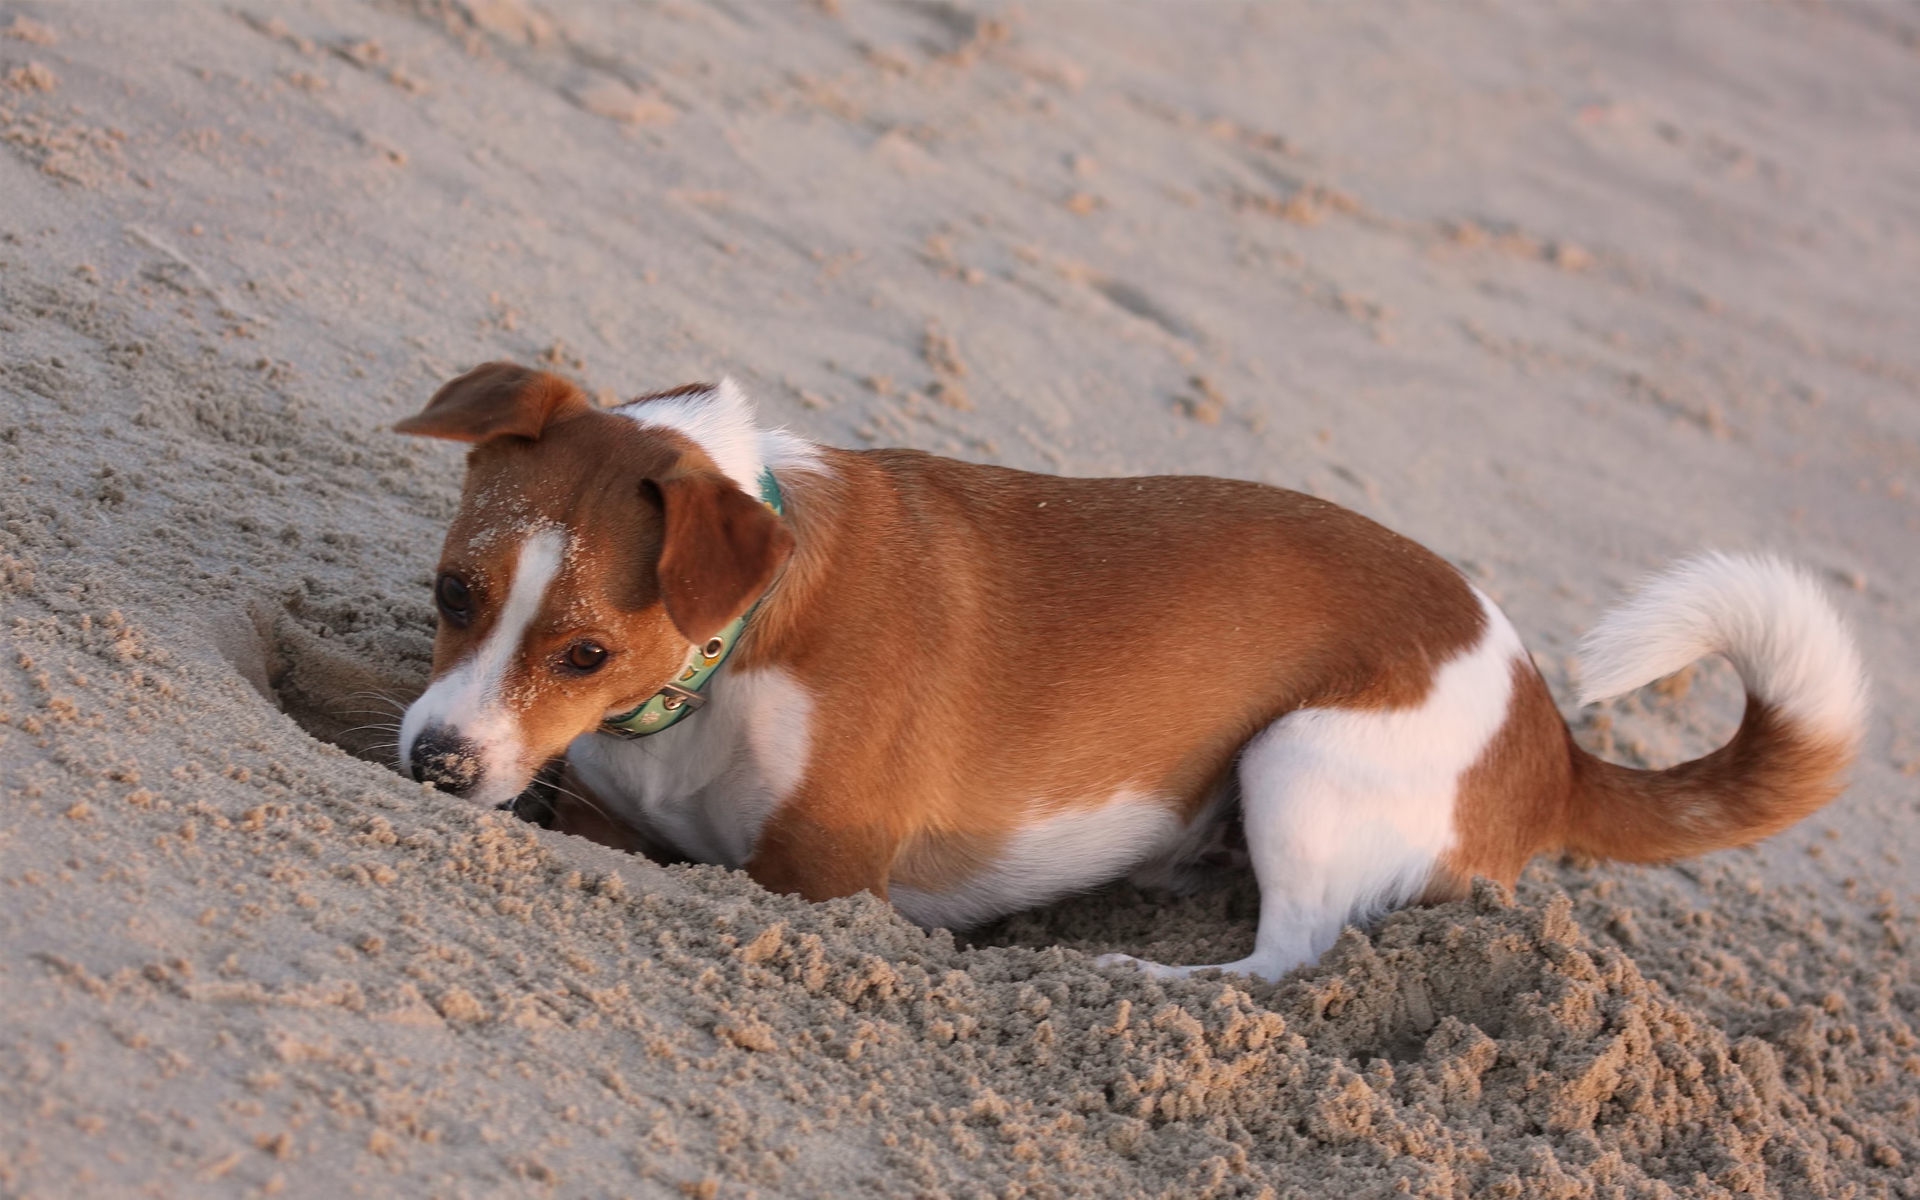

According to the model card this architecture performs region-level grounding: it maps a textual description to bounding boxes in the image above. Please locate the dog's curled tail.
[1563,552,1868,863]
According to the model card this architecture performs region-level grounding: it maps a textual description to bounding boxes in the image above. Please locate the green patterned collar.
[597,468,784,740]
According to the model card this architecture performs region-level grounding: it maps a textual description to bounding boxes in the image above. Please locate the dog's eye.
[435,573,471,625]
[565,641,608,673]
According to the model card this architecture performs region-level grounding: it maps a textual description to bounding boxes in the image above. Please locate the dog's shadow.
[962,869,1261,965]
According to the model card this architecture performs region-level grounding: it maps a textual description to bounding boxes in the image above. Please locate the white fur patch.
[619,376,823,495]
[566,666,815,868]
[1577,551,1867,746]
[399,528,566,806]
[891,792,1184,930]
[1117,587,1525,982]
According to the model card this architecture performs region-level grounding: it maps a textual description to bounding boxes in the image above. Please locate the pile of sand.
[3,2,1916,1195]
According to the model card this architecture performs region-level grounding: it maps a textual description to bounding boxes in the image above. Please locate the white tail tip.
[1576,552,1868,746]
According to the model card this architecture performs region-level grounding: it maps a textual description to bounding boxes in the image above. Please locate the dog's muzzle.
[408,724,485,796]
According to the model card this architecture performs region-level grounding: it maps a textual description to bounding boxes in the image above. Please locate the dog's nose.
[409,724,483,795]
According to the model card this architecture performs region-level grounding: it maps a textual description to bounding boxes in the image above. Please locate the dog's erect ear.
[394,362,589,443]
[651,472,794,643]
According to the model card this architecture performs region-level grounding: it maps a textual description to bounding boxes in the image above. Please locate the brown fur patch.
[653,470,794,643]
[1432,682,1856,905]
[733,449,1487,900]
[395,362,588,443]
[1564,701,1855,863]
[1426,659,1575,900]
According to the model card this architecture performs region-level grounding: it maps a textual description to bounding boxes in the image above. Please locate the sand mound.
[3,3,1917,1195]
[981,873,1920,1198]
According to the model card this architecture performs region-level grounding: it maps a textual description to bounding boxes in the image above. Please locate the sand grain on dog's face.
[2,2,1918,1196]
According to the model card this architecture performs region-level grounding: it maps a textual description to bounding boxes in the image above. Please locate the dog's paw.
[1093,952,1185,979]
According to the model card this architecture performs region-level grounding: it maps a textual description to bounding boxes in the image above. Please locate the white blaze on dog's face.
[393,363,793,808]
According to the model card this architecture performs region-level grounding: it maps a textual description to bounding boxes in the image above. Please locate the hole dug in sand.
[207,593,431,768]
[1276,879,1602,1066]
[207,592,695,856]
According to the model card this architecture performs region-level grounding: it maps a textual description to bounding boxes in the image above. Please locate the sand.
[1,2,1917,1196]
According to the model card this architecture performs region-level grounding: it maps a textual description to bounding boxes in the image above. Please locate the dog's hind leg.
[1101,593,1528,982]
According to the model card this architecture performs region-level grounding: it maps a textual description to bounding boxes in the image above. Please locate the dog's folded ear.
[395,362,589,443]
[650,472,794,643]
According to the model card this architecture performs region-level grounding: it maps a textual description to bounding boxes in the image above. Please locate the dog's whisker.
[340,687,407,702]
[544,779,614,823]
[337,721,404,737]
[522,768,610,821]
[337,690,410,716]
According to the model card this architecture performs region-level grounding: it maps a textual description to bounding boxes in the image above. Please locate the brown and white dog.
[394,362,1868,981]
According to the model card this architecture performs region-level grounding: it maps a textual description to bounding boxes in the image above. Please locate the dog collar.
[597,468,784,739]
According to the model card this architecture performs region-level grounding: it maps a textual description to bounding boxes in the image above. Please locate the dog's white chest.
[565,668,813,868]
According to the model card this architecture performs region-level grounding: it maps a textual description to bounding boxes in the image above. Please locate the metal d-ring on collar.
[597,468,784,740]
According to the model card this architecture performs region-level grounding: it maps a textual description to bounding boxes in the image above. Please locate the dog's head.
[392,362,794,806]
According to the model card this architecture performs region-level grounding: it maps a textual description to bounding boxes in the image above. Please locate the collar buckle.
[656,682,707,712]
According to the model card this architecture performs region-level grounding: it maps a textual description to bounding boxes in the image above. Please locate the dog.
[393,361,1867,981]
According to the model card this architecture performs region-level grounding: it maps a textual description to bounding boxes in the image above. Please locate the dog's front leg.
[745,801,899,904]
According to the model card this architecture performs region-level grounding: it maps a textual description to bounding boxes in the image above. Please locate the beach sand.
[2,3,1916,1195]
